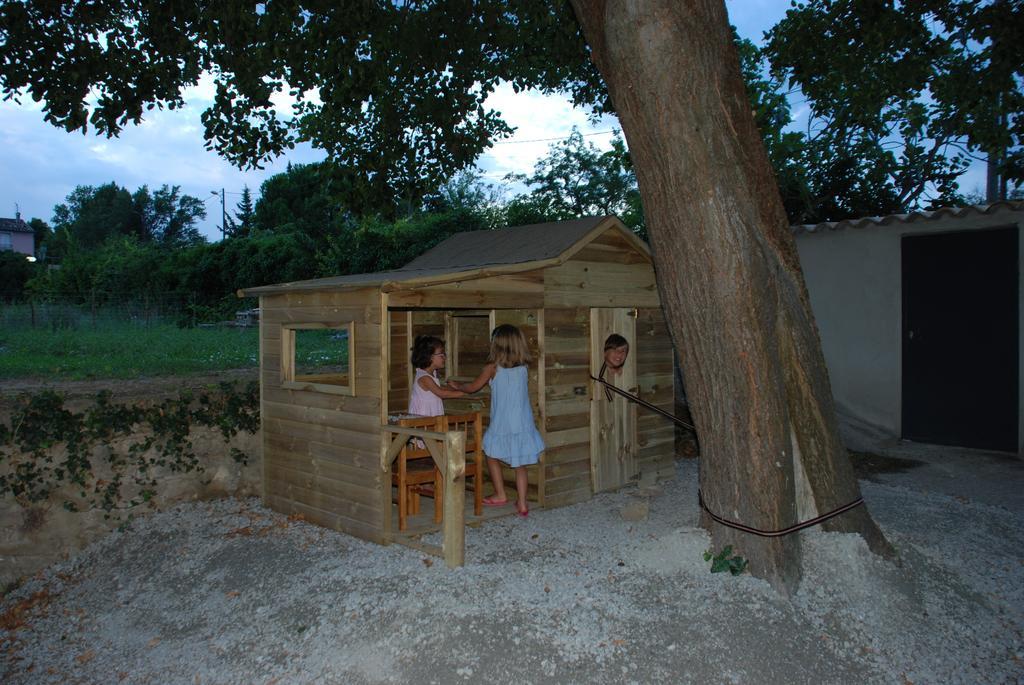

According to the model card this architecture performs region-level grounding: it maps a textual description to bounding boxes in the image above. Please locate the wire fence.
[0,293,255,331]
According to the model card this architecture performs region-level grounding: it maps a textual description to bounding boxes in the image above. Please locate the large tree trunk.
[570,0,893,592]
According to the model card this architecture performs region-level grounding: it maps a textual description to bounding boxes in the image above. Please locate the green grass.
[294,328,350,375]
[0,324,260,380]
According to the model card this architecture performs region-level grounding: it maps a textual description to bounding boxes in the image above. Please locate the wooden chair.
[390,412,486,531]
[391,415,445,532]
[443,412,484,518]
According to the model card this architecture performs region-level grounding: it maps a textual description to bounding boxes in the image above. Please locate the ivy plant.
[703,545,750,576]
[0,382,259,517]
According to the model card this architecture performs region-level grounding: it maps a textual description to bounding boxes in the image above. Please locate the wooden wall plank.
[544,457,591,480]
[259,289,380,310]
[545,412,589,432]
[264,416,379,453]
[262,385,380,414]
[541,441,589,465]
[633,306,676,478]
[545,397,589,418]
[265,477,381,524]
[572,243,650,265]
[388,310,410,415]
[262,306,382,326]
[543,425,589,449]
[263,399,381,430]
[265,433,380,472]
[264,494,384,543]
[541,306,591,504]
[544,261,659,308]
[266,460,381,507]
[390,289,542,309]
[390,274,544,310]
[267,444,379,488]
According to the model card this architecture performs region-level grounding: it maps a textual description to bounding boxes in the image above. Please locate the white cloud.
[182,73,218,104]
[476,83,620,182]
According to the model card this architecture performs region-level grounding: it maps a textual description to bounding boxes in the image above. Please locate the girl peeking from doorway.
[598,333,630,401]
[447,324,544,517]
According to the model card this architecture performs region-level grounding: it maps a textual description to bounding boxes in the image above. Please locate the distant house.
[0,215,35,258]
[794,201,1022,455]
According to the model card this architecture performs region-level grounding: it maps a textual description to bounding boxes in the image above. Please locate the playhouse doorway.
[589,308,638,492]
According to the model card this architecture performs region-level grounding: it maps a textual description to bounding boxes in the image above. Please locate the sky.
[0,1,985,242]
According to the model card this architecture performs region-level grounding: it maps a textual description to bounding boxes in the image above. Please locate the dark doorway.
[902,227,1019,452]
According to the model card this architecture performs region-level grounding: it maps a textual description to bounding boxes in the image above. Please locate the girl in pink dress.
[409,336,466,416]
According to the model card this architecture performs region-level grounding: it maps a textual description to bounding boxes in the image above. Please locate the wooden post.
[441,429,466,569]
[380,430,393,544]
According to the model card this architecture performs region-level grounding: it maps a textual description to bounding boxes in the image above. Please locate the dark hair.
[411,335,445,370]
[604,333,629,352]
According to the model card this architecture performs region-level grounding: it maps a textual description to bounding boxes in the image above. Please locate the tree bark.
[570,0,893,593]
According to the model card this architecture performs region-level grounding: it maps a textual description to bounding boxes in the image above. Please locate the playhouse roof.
[240,215,648,296]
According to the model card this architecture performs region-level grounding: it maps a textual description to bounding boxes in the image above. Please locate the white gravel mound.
[2,457,1022,684]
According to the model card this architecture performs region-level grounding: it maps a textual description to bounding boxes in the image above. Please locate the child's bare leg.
[485,457,508,503]
[515,466,529,514]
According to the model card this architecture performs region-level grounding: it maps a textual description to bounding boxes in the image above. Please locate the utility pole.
[211,189,228,240]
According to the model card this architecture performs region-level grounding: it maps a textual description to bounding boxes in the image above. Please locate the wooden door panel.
[590,308,638,492]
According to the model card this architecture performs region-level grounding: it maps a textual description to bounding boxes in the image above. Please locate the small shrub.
[703,545,749,575]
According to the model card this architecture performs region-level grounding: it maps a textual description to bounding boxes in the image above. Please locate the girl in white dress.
[408,335,466,416]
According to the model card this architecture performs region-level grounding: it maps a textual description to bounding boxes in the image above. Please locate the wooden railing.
[381,424,466,568]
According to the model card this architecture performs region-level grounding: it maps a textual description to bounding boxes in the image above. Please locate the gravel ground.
[2,451,1022,685]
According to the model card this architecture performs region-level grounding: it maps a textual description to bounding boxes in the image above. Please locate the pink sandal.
[482,497,509,507]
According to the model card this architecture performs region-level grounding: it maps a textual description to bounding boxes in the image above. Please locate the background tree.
[318,208,491,276]
[49,183,206,255]
[0,250,38,299]
[134,185,207,248]
[0,0,898,591]
[507,128,645,237]
[27,218,52,260]
[176,231,319,318]
[51,183,140,253]
[763,0,1023,219]
[422,170,505,230]
[252,163,346,243]
[226,185,256,238]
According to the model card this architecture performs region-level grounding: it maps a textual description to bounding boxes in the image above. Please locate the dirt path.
[0,368,258,414]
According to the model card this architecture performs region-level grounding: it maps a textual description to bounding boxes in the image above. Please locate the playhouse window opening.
[281,322,355,395]
[448,312,490,379]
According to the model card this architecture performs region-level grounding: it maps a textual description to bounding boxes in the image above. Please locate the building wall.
[259,288,387,541]
[543,229,660,309]
[541,307,593,507]
[795,207,1023,453]
[541,228,675,503]
[11,232,34,256]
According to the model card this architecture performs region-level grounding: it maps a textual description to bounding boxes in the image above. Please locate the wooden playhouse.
[239,216,676,560]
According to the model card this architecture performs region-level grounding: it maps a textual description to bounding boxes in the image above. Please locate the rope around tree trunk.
[590,374,865,537]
